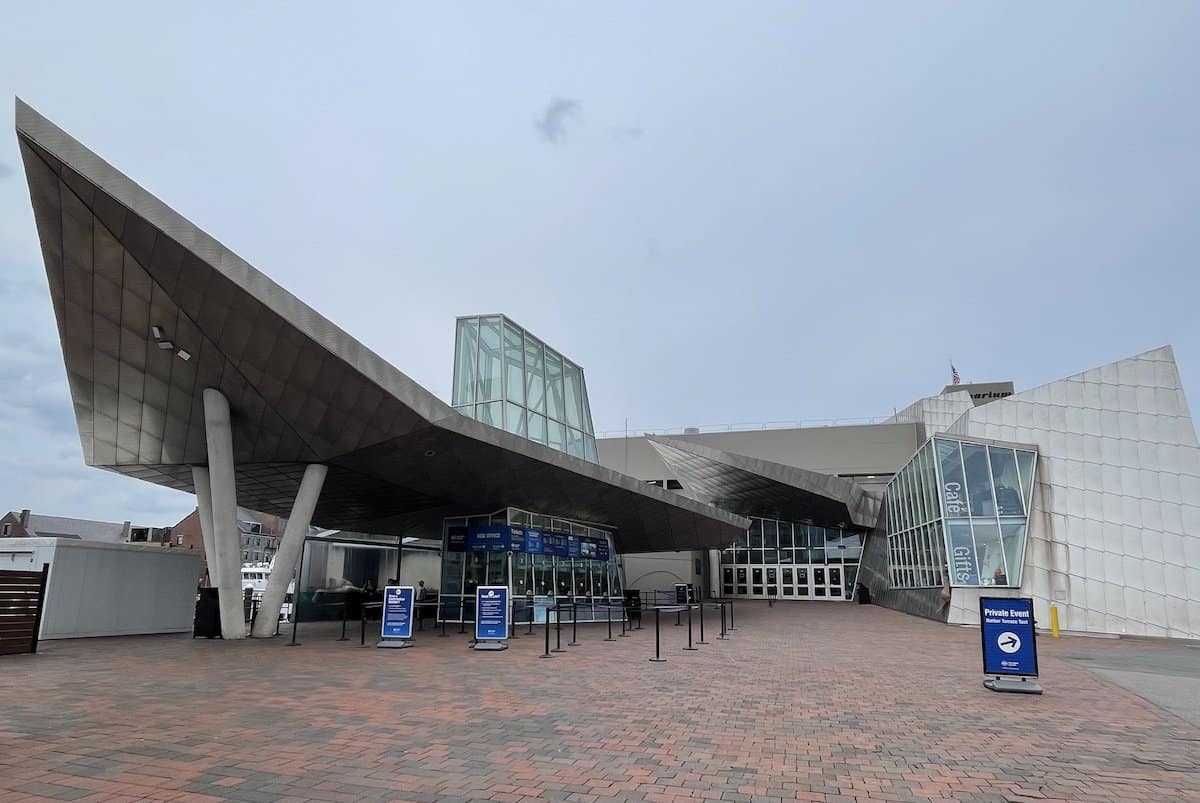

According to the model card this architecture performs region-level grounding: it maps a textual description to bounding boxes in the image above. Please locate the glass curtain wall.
[439,507,620,624]
[885,437,1037,589]
[718,516,864,601]
[451,315,598,463]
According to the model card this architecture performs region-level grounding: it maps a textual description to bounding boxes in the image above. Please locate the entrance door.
[722,567,734,597]
[751,568,763,596]
[781,567,794,597]
[813,567,827,598]
[796,567,810,597]
[828,566,844,600]
[736,567,748,596]
[765,567,778,599]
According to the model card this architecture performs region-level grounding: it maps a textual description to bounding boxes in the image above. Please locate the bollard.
[1050,605,1062,639]
[698,601,708,645]
[338,602,349,641]
[684,605,697,650]
[649,608,666,662]
[553,607,565,653]
[569,601,580,647]
[605,603,615,642]
[719,602,727,640]
[540,612,553,659]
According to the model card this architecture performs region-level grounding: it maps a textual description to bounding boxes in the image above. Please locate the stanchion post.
[728,598,736,630]
[698,601,708,645]
[649,608,666,662]
[569,601,580,646]
[527,596,535,635]
[684,605,697,650]
[605,602,614,642]
[287,542,307,647]
[719,602,727,640]
[553,606,565,653]
[619,598,629,637]
[338,601,349,641]
[440,597,448,638]
[458,596,466,634]
[540,610,553,659]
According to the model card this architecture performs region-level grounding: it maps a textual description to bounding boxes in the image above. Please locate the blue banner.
[468,524,508,552]
[381,586,414,640]
[475,586,509,641]
[542,532,570,557]
[980,597,1038,677]
[507,526,525,553]
[524,529,543,554]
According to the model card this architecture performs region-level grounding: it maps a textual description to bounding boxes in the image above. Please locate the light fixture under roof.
[151,325,163,339]
[176,349,191,361]
[157,340,174,350]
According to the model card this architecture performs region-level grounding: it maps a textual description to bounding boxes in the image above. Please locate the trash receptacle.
[194,587,221,638]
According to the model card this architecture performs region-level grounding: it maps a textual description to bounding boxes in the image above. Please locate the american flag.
[951,363,961,385]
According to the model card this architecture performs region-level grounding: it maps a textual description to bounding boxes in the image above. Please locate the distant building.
[171,508,283,586]
[0,508,173,545]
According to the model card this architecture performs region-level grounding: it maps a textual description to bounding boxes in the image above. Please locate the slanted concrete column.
[190,466,218,586]
[251,463,327,638]
[203,388,246,639]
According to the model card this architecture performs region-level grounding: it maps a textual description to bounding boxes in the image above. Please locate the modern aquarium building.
[16,98,1200,641]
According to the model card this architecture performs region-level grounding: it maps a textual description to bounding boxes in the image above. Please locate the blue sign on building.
[980,597,1039,677]
[467,524,508,552]
[381,586,414,640]
[507,526,525,553]
[447,526,468,552]
[475,585,509,643]
[524,528,543,554]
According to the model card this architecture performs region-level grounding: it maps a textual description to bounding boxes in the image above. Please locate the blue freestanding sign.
[979,596,1042,694]
[377,586,415,649]
[474,585,509,651]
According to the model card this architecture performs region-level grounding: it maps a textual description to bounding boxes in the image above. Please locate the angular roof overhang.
[646,436,880,529]
[14,98,748,552]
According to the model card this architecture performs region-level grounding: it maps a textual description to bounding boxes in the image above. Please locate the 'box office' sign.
[447,524,610,561]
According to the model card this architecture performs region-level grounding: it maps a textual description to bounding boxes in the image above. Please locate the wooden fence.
[0,564,49,656]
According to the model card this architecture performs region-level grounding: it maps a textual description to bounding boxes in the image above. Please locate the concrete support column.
[190,466,217,586]
[203,388,246,640]
[251,463,327,638]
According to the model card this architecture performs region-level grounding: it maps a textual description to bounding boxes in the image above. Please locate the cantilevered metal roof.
[645,436,880,529]
[14,98,748,551]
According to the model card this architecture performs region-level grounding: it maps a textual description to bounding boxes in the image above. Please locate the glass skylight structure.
[452,315,598,463]
[885,437,1037,589]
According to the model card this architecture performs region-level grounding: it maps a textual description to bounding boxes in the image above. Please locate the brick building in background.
[171,509,284,587]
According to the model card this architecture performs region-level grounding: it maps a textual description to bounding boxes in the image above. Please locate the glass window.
[764,549,778,564]
[524,335,546,414]
[735,549,749,564]
[545,348,565,422]
[582,435,598,463]
[476,317,503,402]
[988,447,1024,516]
[528,413,547,444]
[503,320,525,406]
[563,360,584,430]
[1016,450,1036,510]
[777,522,793,548]
[1000,520,1026,586]
[751,550,764,565]
[762,520,778,548]
[451,318,478,406]
[972,520,1007,586]
[566,427,585,459]
[504,402,527,438]
[547,418,566,452]
[476,401,503,428]
[960,442,994,517]
[947,520,978,585]
[936,439,968,517]
[579,374,594,434]
[748,519,763,550]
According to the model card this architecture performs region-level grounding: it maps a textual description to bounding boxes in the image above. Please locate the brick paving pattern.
[0,601,1197,802]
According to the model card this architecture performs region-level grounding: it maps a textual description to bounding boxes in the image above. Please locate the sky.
[1,2,1198,527]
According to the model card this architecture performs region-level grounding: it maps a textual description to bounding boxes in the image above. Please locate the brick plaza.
[1,602,1197,803]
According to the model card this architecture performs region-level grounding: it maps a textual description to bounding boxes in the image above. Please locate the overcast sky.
[1,2,1198,526]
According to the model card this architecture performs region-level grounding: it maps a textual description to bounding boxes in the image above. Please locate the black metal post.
[698,601,708,645]
[569,601,579,646]
[684,605,697,650]
[338,601,349,641]
[728,598,736,630]
[604,602,614,641]
[287,540,306,647]
[540,611,553,659]
[458,596,466,634]
[619,598,629,637]
[527,596,535,634]
[360,609,366,646]
[719,602,727,639]
[649,608,666,662]
[439,596,448,637]
[553,606,565,653]
[676,609,682,626]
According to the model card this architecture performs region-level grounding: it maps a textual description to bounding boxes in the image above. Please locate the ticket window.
[533,555,553,595]
[512,553,530,596]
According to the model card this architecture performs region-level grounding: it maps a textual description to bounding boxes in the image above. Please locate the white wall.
[0,538,201,639]
[399,550,440,590]
[945,346,1200,639]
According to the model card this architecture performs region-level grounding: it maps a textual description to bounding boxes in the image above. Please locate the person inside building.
[993,566,1008,586]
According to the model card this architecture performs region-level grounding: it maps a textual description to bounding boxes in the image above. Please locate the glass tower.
[452,315,598,463]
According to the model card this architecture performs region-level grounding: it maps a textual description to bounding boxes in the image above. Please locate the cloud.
[0,161,13,179]
[534,98,581,144]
